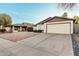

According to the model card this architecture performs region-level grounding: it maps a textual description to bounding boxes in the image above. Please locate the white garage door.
[46,23,71,34]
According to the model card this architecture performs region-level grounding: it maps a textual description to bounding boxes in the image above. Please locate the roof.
[36,16,75,25]
[36,17,53,25]
[12,22,34,27]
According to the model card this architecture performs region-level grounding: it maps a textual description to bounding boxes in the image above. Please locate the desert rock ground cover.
[0,32,38,42]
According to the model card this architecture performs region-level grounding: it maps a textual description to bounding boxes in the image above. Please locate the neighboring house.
[35,16,75,34]
[11,23,34,32]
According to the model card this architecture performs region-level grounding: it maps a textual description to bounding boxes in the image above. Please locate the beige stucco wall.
[0,25,3,29]
[44,21,73,34]
[5,27,11,32]
[33,27,37,30]
[11,26,18,32]
[36,24,44,30]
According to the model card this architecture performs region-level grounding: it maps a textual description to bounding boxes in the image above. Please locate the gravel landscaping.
[72,34,79,56]
[0,32,38,42]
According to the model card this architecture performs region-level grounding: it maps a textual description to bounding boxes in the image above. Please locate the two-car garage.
[44,21,73,34]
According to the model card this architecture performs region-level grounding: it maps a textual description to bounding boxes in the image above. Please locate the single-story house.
[10,23,34,32]
[0,22,34,32]
[35,16,75,34]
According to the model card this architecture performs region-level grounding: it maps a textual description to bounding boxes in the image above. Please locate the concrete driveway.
[0,33,74,56]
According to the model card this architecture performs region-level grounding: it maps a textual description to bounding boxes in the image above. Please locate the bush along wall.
[0,29,6,33]
[33,30,43,33]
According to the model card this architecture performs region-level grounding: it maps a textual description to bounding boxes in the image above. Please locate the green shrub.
[33,30,37,32]
[33,30,43,33]
[0,29,6,32]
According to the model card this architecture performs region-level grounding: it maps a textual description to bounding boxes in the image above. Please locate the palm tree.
[58,3,77,9]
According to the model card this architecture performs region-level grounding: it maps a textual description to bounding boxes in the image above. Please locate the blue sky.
[0,3,79,24]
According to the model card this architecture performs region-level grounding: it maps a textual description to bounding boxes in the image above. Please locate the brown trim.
[46,22,71,25]
[46,22,71,34]
[35,17,52,25]
[35,16,75,25]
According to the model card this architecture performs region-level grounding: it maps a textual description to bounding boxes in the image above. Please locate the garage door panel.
[46,23,70,34]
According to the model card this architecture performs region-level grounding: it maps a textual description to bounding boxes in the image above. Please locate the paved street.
[0,32,74,56]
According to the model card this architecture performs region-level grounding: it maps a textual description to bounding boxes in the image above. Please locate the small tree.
[0,14,12,32]
[58,3,76,9]
[74,16,79,24]
[0,17,4,29]
[62,12,68,18]
[0,14,12,27]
